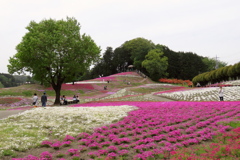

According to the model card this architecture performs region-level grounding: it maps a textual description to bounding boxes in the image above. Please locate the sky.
[1,0,240,74]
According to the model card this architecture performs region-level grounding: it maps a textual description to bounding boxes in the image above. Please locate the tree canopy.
[122,37,155,70]
[142,49,168,81]
[8,17,100,104]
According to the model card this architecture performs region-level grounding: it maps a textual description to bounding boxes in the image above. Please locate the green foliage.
[142,49,168,81]
[90,38,228,81]
[0,73,21,88]
[8,17,101,104]
[123,37,155,70]
[220,121,240,128]
[156,44,207,80]
[192,62,240,86]
[0,82,4,88]
[2,149,17,157]
[202,57,227,71]
[22,90,32,97]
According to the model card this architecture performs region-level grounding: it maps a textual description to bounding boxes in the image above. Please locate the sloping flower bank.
[156,86,240,101]
[13,101,240,160]
[0,106,136,152]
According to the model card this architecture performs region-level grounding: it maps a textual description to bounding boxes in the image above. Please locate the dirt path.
[0,110,26,120]
[143,92,174,101]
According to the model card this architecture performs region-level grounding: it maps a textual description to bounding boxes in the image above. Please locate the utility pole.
[215,55,219,69]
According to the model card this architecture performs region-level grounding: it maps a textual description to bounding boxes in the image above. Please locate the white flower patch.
[0,105,136,151]
[223,80,240,86]
[157,87,240,101]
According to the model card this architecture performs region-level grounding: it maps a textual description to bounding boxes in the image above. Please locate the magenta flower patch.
[18,101,240,159]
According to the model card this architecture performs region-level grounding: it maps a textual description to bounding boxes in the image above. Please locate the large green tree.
[122,37,155,71]
[8,17,100,104]
[142,49,168,81]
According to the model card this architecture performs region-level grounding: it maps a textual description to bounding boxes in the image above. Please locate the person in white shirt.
[219,86,224,101]
[32,93,38,106]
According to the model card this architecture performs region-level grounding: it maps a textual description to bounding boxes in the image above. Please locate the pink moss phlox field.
[94,76,116,81]
[14,101,235,159]
[0,97,22,105]
[0,97,32,110]
[110,72,140,77]
[171,127,240,159]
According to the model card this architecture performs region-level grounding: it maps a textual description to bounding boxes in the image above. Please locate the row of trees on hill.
[0,74,31,88]
[84,38,227,81]
[192,62,240,86]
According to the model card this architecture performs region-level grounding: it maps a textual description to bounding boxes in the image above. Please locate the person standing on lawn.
[32,93,38,107]
[41,92,47,107]
[219,86,224,101]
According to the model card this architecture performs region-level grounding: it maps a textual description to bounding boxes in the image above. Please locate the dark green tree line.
[192,62,240,86]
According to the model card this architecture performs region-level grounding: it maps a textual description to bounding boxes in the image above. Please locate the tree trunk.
[54,86,61,105]
[51,82,62,105]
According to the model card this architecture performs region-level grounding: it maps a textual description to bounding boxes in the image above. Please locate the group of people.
[32,92,47,107]
[60,95,79,105]
[32,93,80,107]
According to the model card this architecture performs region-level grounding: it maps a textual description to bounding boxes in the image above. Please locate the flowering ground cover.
[156,86,240,101]
[170,127,240,159]
[110,72,141,77]
[0,106,135,156]
[3,101,239,160]
[0,97,32,110]
[0,97,22,106]
[159,78,193,86]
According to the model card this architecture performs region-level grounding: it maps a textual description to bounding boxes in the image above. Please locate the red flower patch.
[0,97,22,105]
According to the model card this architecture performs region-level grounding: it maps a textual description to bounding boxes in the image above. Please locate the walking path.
[0,110,26,120]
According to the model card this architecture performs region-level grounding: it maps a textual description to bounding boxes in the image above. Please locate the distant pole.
[215,55,219,69]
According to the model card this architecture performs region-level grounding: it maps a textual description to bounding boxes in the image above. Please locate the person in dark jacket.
[41,92,47,107]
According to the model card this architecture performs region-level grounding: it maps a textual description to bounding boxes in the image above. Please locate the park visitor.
[76,95,79,103]
[219,86,224,101]
[41,92,47,107]
[61,95,68,105]
[32,93,38,107]
[73,95,79,103]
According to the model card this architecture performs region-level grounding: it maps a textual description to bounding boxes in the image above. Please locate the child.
[32,93,38,107]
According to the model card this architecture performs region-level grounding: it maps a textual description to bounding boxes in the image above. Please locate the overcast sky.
[1,0,240,74]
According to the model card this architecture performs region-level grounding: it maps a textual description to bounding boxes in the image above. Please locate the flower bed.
[156,86,240,101]
[170,127,240,159]
[0,106,136,153]
[0,97,22,105]
[0,97,32,109]
[110,72,141,77]
[10,101,240,160]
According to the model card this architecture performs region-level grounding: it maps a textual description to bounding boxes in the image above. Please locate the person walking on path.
[32,93,38,107]
[219,86,224,101]
[41,92,47,107]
